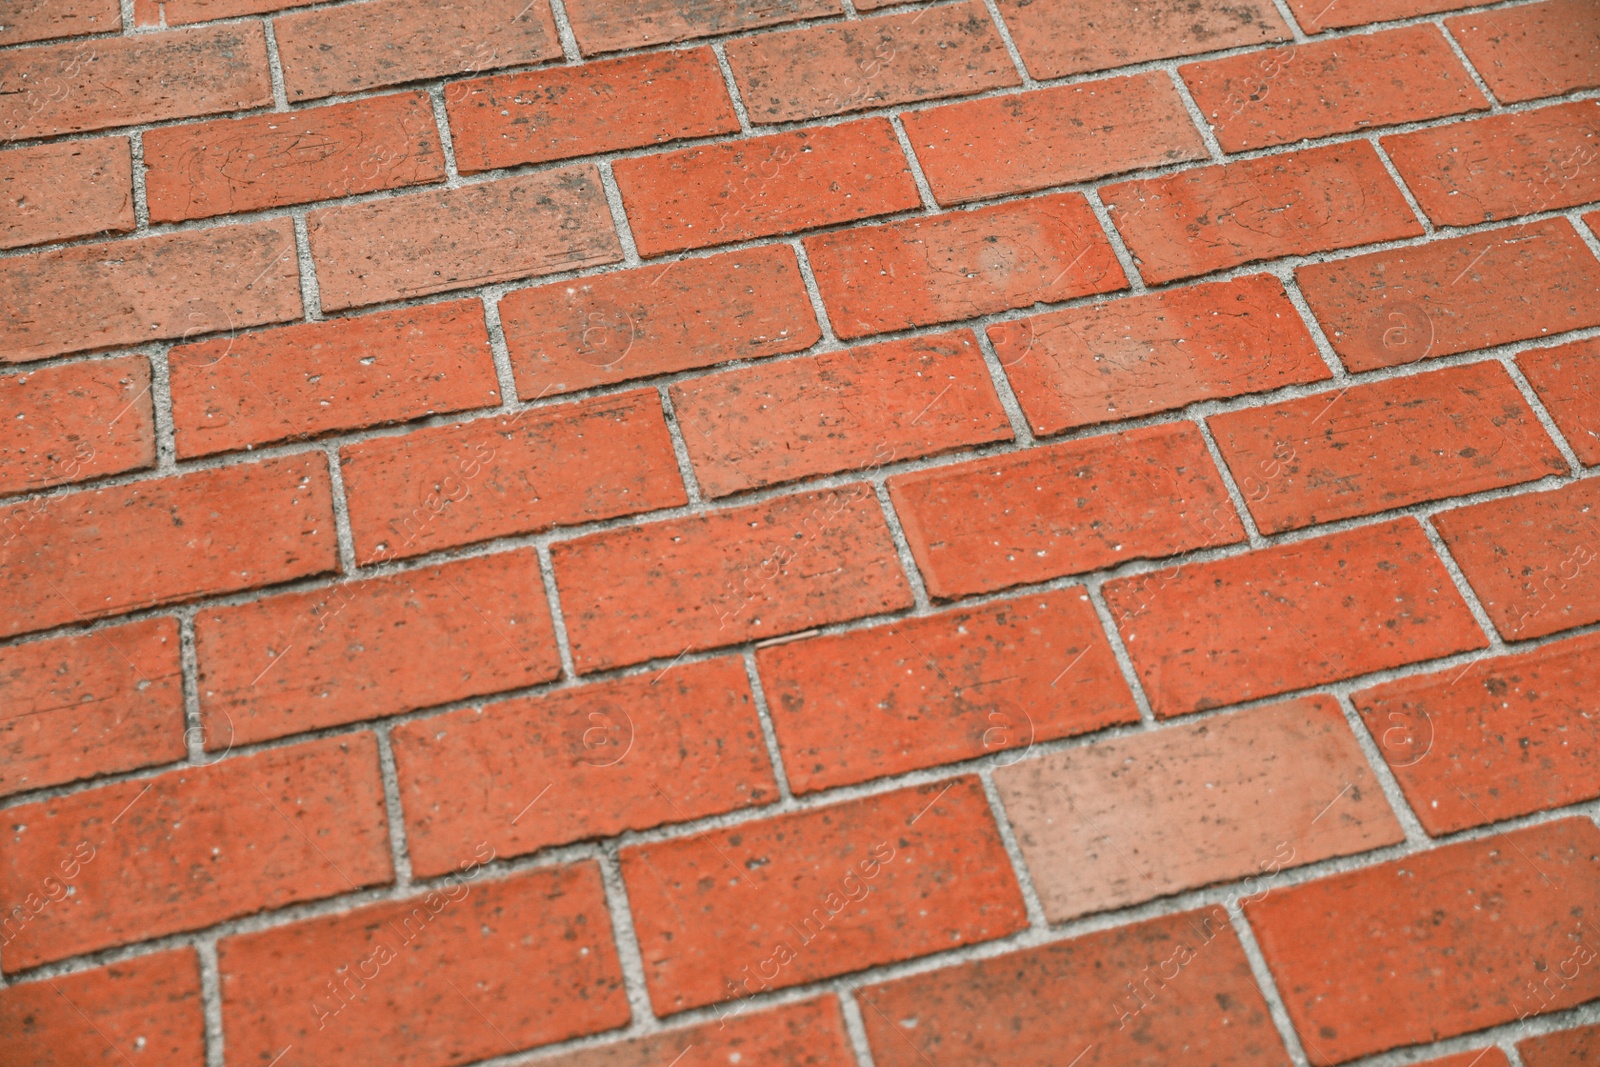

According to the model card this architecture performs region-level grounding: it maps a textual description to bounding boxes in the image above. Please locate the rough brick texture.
[1520,1024,1600,1067]
[1518,337,1600,466]
[0,138,132,250]
[563,0,838,55]
[0,0,118,47]
[994,0,1289,78]
[1447,0,1600,103]
[531,996,855,1067]
[0,355,155,495]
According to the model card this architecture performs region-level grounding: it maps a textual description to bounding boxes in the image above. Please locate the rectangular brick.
[612,118,920,257]
[1521,1024,1600,1067]
[0,734,392,969]
[994,0,1289,78]
[0,454,337,640]
[1519,336,1600,465]
[888,422,1244,600]
[1208,360,1566,534]
[1102,142,1423,285]
[756,587,1138,794]
[307,168,621,311]
[132,0,317,25]
[1246,818,1600,1065]
[672,331,1011,498]
[902,72,1208,206]
[196,548,559,747]
[1285,0,1478,33]
[0,137,132,250]
[445,48,738,174]
[169,301,498,460]
[533,996,855,1067]
[1296,219,1600,372]
[0,0,118,46]
[805,192,1126,339]
[564,0,838,55]
[553,484,913,672]
[1447,0,1600,104]
[0,355,155,496]
[217,863,629,1067]
[993,273,1329,435]
[622,776,1026,1013]
[143,91,445,223]
[501,245,821,397]
[1105,518,1487,717]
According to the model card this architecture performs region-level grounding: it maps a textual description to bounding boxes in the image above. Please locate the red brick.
[672,331,1011,499]
[169,300,498,460]
[0,355,155,496]
[902,72,1208,206]
[143,92,445,223]
[273,0,561,102]
[612,118,920,257]
[501,245,821,397]
[994,0,1289,79]
[1521,1023,1600,1067]
[0,138,132,250]
[622,776,1026,1013]
[1182,27,1486,152]
[0,0,118,46]
[1285,0,1479,33]
[564,0,838,55]
[0,454,337,640]
[804,193,1126,339]
[445,49,738,174]
[1413,1053,1510,1067]
[132,0,317,25]
[757,587,1138,794]
[1102,142,1422,286]
[1105,518,1487,716]
[1519,337,1600,466]
[1447,0,1600,104]
[393,656,776,877]
[196,549,559,747]
[0,734,391,969]
[0,618,184,799]
[1246,818,1600,1065]
[887,422,1244,600]
[1296,219,1600,373]
[1208,360,1566,534]
[997,695,1402,922]
[553,484,913,672]
[341,389,685,562]
[0,25,271,142]
[1382,101,1600,227]
[1433,479,1600,641]
[858,909,1288,1067]
[0,219,302,363]
[307,169,621,311]
[533,996,855,1067]
[993,274,1329,435]
[0,949,204,1067]
[217,862,628,1067]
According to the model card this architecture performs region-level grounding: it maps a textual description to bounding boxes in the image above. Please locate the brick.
[0,618,184,799]
[393,657,776,877]
[0,218,302,364]
[217,863,628,1067]
[1521,1023,1600,1067]
[887,422,1244,600]
[1182,27,1486,152]
[993,273,1329,435]
[1382,101,1600,227]
[1285,0,1480,33]
[672,331,1012,499]
[1433,479,1600,642]
[0,454,337,640]
[1246,818,1600,1065]
[132,0,317,25]
[804,193,1127,339]
[857,909,1288,1067]
[1447,0,1600,104]
[1296,219,1600,373]
[997,696,1402,923]
[1106,518,1486,716]
[0,0,118,46]
[564,0,838,55]
[757,587,1138,794]
[445,49,738,174]
[273,0,561,102]
[307,168,621,311]
[901,72,1208,206]
[1519,337,1600,466]
[532,996,855,1067]
[0,949,204,1066]
[0,355,155,496]
[341,389,685,562]
[501,245,821,397]
[612,118,920,257]
[143,92,445,223]
[994,0,1289,79]
[622,776,1026,1013]
[0,734,391,969]
[0,25,271,142]
[726,1,1019,124]
[1208,360,1566,534]
[196,549,559,747]
[169,300,499,460]
[0,138,132,250]
[1102,142,1422,286]
[1414,1053,1510,1067]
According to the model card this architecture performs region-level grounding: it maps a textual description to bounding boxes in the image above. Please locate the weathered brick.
[887,422,1244,600]
[0,0,118,47]
[0,138,132,250]
[532,996,855,1067]
[0,355,155,496]
[132,0,317,25]
[563,0,838,55]
[994,0,1289,79]
[1414,1053,1511,1067]
[1447,0,1600,104]
[1520,1023,1600,1067]
[1284,0,1479,32]
[1519,337,1600,466]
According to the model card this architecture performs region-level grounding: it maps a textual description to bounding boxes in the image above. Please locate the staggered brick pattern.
[1,0,1598,1064]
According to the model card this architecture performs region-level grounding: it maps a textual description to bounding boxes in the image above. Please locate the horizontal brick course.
[0,0,118,47]
[532,996,855,1067]
[994,0,1289,78]
[563,0,838,55]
